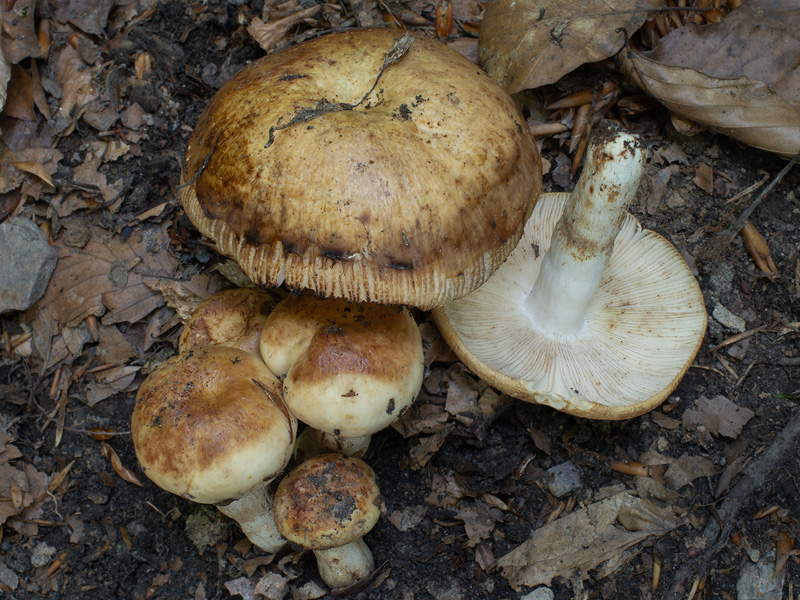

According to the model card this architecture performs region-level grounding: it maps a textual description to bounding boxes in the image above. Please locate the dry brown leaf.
[617,0,800,157]
[52,43,100,134]
[72,143,124,204]
[100,441,143,486]
[682,395,755,439]
[455,499,503,547]
[12,161,55,188]
[663,453,717,490]
[0,148,63,195]
[247,7,319,54]
[85,365,140,406]
[0,431,22,463]
[693,162,714,195]
[0,462,49,533]
[497,492,678,590]
[27,221,178,360]
[52,0,115,36]
[0,38,10,112]
[1,0,45,64]
[388,505,427,532]
[3,65,36,121]
[478,0,661,93]
[409,426,454,469]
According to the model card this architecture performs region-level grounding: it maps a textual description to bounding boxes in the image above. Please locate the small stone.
[522,587,555,600]
[546,461,582,498]
[0,217,58,314]
[30,542,56,568]
[666,189,688,209]
[0,562,19,590]
[712,303,746,333]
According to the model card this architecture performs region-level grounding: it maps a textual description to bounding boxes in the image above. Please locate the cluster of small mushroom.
[131,26,707,592]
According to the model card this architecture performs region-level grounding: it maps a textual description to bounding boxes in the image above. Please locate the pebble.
[546,461,582,498]
[0,563,18,590]
[521,587,554,600]
[712,303,746,333]
[0,217,58,314]
[30,542,56,568]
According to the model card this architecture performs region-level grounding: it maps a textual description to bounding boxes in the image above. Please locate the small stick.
[709,326,764,351]
[698,151,799,270]
[663,408,800,599]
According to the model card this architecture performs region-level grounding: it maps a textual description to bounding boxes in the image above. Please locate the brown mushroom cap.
[131,346,297,504]
[273,453,382,550]
[178,288,279,354]
[181,28,541,309]
[259,292,424,438]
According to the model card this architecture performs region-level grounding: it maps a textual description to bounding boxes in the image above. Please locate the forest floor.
[0,1,799,599]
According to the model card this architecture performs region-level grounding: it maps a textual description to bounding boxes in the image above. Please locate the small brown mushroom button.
[131,345,297,552]
[178,287,279,354]
[273,453,383,590]
[179,28,541,309]
[260,291,424,458]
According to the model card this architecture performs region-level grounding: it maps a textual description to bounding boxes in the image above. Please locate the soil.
[1,2,799,600]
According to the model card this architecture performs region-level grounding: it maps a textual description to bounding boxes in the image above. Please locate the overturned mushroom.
[260,291,423,458]
[273,453,383,589]
[434,124,707,419]
[131,345,297,552]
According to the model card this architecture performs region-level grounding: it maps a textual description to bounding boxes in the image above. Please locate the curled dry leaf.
[497,492,679,590]
[247,7,320,55]
[99,441,143,487]
[0,41,10,113]
[478,0,661,93]
[617,0,800,157]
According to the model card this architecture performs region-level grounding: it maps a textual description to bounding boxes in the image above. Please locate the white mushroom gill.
[434,126,707,418]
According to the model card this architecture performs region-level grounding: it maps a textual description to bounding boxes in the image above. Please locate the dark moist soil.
[1,2,799,599]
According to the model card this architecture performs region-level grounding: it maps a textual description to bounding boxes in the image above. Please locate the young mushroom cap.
[433,126,707,419]
[131,345,297,505]
[260,292,424,440]
[180,28,541,310]
[178,288,279,354]
[273,453,383,588]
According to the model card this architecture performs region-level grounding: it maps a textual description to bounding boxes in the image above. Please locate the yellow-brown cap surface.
[178,288,279,354]
[260,292,423,437]
[181,28,541,309]
[131,346,297,504]
[273,453,382,550]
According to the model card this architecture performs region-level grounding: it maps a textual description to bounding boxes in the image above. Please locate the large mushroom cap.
[260,291,423,438]
[131,346,297,504]
[273,453,382,551]
[181,28,541,309]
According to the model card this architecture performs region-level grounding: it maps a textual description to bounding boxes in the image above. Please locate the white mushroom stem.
[217,483,286,553]
[525,128,645,336]
[317,431,371,458]
[314,539,375,589]
[295,429,371,462]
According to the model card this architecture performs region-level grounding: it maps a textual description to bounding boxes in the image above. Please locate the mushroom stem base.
[218,484,286,553]
[295,428,371,461]
[315,538,374,589]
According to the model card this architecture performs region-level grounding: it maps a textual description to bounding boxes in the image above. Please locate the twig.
[698,151,799,270]
[264,33,414,148]
[177,130,221,190]
[663,408,800,599]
